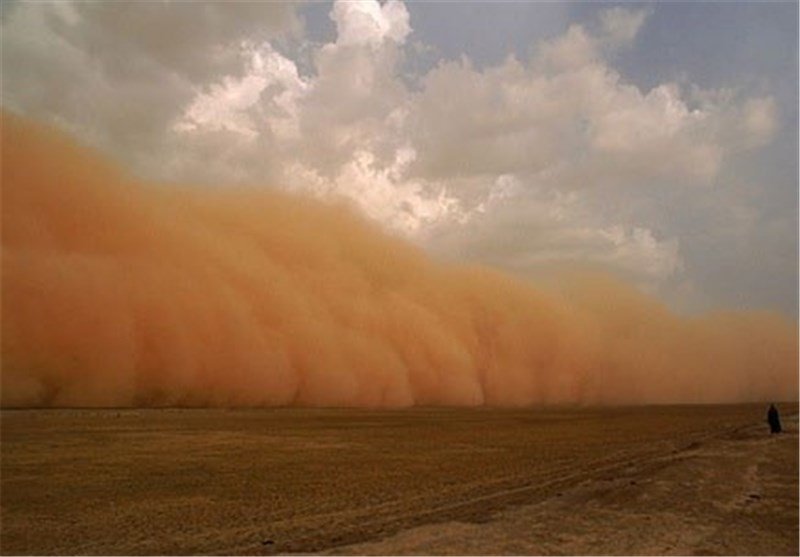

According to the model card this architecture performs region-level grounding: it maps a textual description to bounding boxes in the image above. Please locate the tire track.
[218,420,755,555]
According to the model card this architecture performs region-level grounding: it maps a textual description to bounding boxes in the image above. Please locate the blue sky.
[2,0,797,317]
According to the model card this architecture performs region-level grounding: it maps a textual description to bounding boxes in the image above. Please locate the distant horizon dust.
[1,112,798,407]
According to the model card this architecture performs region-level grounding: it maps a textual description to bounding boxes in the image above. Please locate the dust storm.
[1,112,797,407]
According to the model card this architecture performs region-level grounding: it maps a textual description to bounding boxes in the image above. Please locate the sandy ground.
[329,413,800,556]
[1,404,797,556]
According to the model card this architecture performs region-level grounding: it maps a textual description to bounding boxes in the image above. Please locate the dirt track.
[1,404,797,555]
[331,413,799,555]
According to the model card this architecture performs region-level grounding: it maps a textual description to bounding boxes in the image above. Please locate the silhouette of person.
[767,404,782,434]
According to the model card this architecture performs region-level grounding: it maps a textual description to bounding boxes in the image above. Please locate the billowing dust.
[2,112,797,407]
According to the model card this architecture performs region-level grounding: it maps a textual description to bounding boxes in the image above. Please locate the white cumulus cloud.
[1,1,787,310]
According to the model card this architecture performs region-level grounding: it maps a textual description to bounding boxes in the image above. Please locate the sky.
[2,0,798,318]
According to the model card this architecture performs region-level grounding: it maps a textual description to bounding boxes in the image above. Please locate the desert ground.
[1,404,797,556]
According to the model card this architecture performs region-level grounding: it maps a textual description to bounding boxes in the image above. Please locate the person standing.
[767,404,782,434]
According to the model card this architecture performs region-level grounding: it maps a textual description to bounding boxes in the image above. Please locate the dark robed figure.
[767,404,782,434]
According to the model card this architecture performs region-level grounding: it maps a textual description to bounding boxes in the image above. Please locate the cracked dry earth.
[1,404,797,555]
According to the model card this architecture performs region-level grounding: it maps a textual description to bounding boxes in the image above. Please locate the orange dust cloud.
[2,112,797,407]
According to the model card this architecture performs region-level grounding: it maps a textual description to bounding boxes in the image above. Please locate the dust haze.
[2,112,797,407]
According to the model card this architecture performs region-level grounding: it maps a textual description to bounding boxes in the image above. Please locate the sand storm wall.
[2,113,797,407]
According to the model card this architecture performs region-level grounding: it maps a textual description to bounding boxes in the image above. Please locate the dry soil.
[1,404,797,555]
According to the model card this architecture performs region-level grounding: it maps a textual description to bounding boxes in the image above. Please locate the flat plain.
[1,403,797,555]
